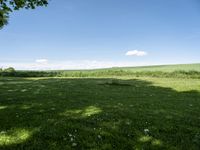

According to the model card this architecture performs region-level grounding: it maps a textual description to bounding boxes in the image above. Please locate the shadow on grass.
[0,77,200,149]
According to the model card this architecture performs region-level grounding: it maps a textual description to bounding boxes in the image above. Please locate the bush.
[0,67,16,76]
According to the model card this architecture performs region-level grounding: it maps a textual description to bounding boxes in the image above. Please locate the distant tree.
[4,67,15,72]
[2,67,16,76]
[0,0,48,28]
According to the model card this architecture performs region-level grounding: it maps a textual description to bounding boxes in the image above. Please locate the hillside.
[114,63,200,72]
[1,63,200,78]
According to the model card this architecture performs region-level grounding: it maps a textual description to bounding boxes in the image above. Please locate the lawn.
[0,77,200,149]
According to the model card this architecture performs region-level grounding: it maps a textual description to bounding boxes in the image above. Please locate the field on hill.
[0,64,200,149]
[119,63,200,72]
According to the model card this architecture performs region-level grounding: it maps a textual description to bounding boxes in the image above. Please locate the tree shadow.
[0,77,200,149]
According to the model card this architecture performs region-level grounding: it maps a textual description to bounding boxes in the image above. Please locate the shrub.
[0,67,16,76]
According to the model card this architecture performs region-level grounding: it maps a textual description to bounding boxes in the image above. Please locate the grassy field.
[118,63,200,72]
[0,76,200,149]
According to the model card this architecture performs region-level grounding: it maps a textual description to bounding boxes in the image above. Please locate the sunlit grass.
[139,136,162,146]
[20,105,32,110]
[151,139,162,146]
[82,106,102,117]
[60,106,102,118]
[0,106,7,110]
[0,129,32,146]
[139,136,152,142]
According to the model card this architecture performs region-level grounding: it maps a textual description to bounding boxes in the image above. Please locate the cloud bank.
[0,60,153,70]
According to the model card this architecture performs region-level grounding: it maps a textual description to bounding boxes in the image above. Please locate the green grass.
[118,63,200,72]
[0,76,200,149]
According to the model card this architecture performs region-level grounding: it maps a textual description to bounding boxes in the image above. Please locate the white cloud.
[126,50,147,56]
[35,59,48,64]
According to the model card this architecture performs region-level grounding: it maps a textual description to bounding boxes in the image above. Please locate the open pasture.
[0,76,200,149]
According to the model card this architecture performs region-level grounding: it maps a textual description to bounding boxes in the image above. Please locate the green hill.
[114,63,200,72]
[1,63,200,78]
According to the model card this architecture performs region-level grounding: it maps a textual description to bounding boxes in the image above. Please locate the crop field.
[0,73,200,149]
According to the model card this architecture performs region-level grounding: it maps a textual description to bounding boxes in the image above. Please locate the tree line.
[0,67,200,79]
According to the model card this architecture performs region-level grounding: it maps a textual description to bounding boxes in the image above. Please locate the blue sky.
[0,0,200,70]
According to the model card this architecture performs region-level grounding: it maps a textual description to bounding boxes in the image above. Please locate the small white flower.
[98,135,101,139]
[144,129,149,133]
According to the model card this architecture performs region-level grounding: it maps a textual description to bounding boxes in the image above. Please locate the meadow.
[0,64,200,149]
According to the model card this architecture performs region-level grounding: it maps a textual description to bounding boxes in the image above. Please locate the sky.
[0,0,200,70]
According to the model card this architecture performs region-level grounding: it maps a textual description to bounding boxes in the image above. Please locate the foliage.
[0,0,48,28]
[3,67,15,72]
[0,67,16,76]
